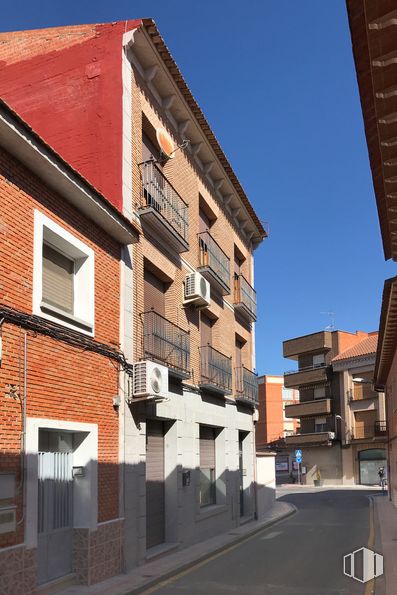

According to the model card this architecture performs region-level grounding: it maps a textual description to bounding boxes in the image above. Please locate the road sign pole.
[298,462,301,485]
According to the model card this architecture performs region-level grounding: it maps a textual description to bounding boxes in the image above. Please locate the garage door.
[146,420,165,549]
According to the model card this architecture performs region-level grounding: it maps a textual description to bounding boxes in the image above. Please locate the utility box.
[0,473,16,500]
[0,506,16,534]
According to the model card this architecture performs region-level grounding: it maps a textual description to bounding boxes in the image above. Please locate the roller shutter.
[146,420,165,549]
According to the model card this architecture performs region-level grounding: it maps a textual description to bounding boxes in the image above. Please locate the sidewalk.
[58,501,295,595]
[372,494,397,595]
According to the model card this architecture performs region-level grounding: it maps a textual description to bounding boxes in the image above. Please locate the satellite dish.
[156,127,175,159]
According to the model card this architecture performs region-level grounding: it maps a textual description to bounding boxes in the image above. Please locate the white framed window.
[314,387,326,400]
[33,210,95,335]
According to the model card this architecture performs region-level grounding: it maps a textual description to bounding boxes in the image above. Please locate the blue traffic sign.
[296,456,302,464]
[295,449,302,458]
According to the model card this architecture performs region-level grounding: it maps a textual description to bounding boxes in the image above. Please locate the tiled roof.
[332,333,378,362]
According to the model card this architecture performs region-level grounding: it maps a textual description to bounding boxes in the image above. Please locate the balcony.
[284,364,328,388]
[375,421,387,438]
[235,366,258,406]
[353,421,388,441]
[142,310,190,379]
[138,160,189,253]
[285,431,335,446]
[199,344,232,395]
[233,274,256,322]
[348,385,378,401]
[284,398,332,419]
[283,331,332,359]
[198,231,230,295]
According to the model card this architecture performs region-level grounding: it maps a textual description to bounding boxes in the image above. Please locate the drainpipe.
[253,413,258,520]
[17,331,27,525]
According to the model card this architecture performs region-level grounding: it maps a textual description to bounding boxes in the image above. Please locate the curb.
[124,503,297,594]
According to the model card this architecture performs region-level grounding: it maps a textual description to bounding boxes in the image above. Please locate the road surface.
[143,488,379,595]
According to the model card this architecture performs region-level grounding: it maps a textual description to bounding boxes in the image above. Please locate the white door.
[37,450,73,584]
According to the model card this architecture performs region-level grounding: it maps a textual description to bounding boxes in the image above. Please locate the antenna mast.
[321,311,335,331]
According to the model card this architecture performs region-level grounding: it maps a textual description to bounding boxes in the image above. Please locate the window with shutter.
[33,211,95,335]
[42,244,74,314]
[199,426,216,507]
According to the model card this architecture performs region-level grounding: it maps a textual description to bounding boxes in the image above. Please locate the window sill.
[40,302,94,335]
[196,504,227,522]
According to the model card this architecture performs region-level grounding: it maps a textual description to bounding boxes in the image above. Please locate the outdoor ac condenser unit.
[183,272,210,306]
[132,360,169,399]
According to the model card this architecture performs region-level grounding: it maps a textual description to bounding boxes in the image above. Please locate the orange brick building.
[256,376,299,448]
[0,19,266,592]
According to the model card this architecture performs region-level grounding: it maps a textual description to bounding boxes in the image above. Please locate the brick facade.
[0,143,124,589]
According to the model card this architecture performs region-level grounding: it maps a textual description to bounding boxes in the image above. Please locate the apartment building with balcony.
[346,0,397,506]
[332,333,387,485]
[282,329,381,484]
[0,19,266,588]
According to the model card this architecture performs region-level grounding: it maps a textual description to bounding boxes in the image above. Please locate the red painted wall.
[0,20,141,211]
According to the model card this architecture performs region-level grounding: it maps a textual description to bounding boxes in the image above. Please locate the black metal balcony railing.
[139,160,189,244]
[198,231,230,294]
[234,274,257,321]
[142,310,190,378]
[375,421,387,435]
[199,344,232,394]
[284,363,326,375]
[235,366,258,405]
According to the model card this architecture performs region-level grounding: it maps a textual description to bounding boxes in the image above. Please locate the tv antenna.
[321,311,335,331]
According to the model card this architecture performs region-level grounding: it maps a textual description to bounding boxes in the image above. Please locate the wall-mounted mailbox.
[182,470,191,487]
[0,473,16,500]
[0,506,16,534]
[72,466,86,478]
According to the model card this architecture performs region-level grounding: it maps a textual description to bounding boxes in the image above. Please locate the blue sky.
[3,0,395,374]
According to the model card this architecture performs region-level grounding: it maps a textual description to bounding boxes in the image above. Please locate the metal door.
[146,420,165,549]
[37,452,73,584]
[239,433,244,516]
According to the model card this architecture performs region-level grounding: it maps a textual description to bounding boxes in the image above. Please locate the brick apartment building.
[256,375,299,447]
[0,19,266,591]
[282,329,386,484]
[346,0,397,507]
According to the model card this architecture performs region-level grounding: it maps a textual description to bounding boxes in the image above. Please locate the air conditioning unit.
[183,272,210,306]
[132,360,168,399]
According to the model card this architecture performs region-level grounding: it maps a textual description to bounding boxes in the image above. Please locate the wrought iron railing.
[198,231,230,292]
[234,274,256,320]
[284,363,326,375]
[375,421,387,436]
[142,310,190,377]
[235,366,258,404]
[139,160,189,243]
[200,344,232,393]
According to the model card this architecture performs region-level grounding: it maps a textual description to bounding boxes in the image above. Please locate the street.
[144,488,379,595]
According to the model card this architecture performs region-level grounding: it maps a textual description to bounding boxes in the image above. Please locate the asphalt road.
[144,488,378,595]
